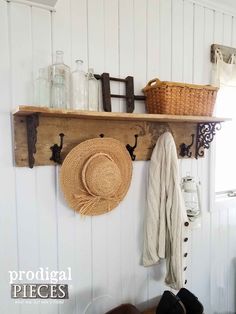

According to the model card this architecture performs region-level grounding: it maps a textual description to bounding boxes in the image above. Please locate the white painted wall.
[0,0,236,313]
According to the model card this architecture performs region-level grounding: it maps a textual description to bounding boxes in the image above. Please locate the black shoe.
[177,288,204,314]
[156,291,186,314]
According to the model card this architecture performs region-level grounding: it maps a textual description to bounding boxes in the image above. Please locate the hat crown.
[82,153,122,198]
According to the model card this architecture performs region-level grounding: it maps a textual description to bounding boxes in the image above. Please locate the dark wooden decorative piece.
[26,114,39,168]
[100,73,111,112]
[195,122,221,158]
[95,73,145,113]
[179,134,195,158]
[125,76,135,113]
[211,44,236,63]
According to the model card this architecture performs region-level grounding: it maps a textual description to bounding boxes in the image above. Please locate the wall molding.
[186,0,236,17]
[5,0,56,11]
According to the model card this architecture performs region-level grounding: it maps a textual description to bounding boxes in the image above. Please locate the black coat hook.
[126,134,138,161]
[50,133,64,164]
[179,134,195,157]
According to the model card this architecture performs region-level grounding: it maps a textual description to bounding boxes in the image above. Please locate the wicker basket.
[142,78,219,116]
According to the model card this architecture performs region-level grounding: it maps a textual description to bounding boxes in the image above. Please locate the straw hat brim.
[60,138,133,216]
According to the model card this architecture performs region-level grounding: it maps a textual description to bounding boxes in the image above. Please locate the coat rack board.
[13,106,229,168]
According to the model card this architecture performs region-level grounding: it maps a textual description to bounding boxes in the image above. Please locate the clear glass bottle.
[87,68,99,111]
[71,60,88,110]
[51,75,66,109]
[50,51,71,108]
[34,68,50,107]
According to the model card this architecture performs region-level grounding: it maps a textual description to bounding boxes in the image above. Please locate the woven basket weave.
[142,78,219,116]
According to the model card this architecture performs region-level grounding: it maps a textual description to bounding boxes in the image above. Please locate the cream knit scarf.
[143,132,188,290]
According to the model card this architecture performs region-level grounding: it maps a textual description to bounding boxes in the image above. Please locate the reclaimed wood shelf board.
[13,105,227,123]
[13,106,229,168]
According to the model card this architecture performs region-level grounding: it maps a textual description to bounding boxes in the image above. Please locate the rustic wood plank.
[13,106,229,167]
[13,105,229,123]
[14,114,200,166]
[211,43,236,63]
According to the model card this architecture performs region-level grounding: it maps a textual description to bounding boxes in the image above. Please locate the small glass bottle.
[51,75,66,109]
[87,68,99,111]
[71,60,88,110]
[50,51,71,108]
[34,68,50,107]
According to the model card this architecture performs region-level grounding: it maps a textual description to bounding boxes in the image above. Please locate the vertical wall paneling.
[132,162,149,304]
[87,0,110,305]
[181,1,194,176]
[210,9,224,313]
[148,0,173,300]
[70,0,88,67]
[0,1,20,313]
[133,0,148,302]
[52,0,71,66]
[87,0,105,113]
[133,0,146,113]
[146,0,163,302]
[227,17,236,312]
[11,4,39,314]
[182,1,196,292]
[159,0,172,80]
[146,0,160,80]
[119,0,134,113]
[214,11,224,45]
[32,7,58,314]
[217,14,233,313]
[10,3,33,105]
[193,8,214,314]
[223,14,233,46]
[118,0,136,303]
[104,0,119,112]
[180,0,194,291]
[183,0,194,83]
[191,5,210,310]
[103,0,122,306]
[232,16,236,46]
[172,0,184,82]
[56,167,77,314]
[53,2,76,314]
[70,1,93,313]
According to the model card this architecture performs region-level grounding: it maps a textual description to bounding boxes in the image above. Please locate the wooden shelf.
[13,106,229,168]
[14,105,229,123]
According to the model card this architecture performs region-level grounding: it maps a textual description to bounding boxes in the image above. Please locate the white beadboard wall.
[1,0,236,313]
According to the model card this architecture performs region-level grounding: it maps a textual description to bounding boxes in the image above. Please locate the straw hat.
[60,138,133,216]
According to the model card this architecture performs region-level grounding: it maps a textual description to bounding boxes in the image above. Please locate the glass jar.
[34,68,50,107]
[50,51,71,109]
[51,74,66,109]
[71,60,88,110]
[87,68,99,111]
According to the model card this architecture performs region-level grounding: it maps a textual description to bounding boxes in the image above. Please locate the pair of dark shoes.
[156,288,204,314]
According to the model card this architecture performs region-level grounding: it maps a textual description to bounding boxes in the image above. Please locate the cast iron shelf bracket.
[195,122,221,158]
[26,113,39,168]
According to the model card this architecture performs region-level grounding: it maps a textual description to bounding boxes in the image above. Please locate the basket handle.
[142,78,162,92]
[146,78,161,88]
